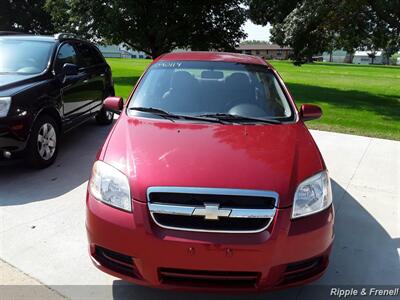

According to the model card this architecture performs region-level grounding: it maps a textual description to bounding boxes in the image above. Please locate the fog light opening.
[3,150,11,159]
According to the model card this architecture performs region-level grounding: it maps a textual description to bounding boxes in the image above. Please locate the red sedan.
[86,52,334,292]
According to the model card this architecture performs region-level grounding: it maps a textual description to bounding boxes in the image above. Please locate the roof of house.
[155,51,270,66]
[236,43,292,51]
[354,50,383,56]
[97,45,120,52]
[97,44,148,56]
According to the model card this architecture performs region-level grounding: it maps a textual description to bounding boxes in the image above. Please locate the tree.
[368,52,376,64]
[272,0,338,64]
[247,0,400,64]
[45,0,247,58]
[0,0,54,33]
[367,0,400,64]
[241,40,269,44]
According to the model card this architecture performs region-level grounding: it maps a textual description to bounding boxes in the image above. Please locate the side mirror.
[103,96,124,114]
[300,104,322,121]
[63,63,79,76]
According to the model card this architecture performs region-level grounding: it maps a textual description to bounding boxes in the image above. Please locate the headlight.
[292,171,332,219]
[0,97,11,117]
[89,161,132,211]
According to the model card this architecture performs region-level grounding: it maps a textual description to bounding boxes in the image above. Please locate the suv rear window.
[75,42,104,67]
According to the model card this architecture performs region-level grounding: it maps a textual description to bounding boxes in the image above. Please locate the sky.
[242,20,271,41]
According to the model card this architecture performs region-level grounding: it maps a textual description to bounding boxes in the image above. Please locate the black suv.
[0,32,115,168]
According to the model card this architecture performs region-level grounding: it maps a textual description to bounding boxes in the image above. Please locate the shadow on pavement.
[110,180,400,300]
[0,119,114,206]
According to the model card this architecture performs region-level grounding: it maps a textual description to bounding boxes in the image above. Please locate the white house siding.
[97,44,149,59]
[353,51,384,65]
[101,52,123,58]
[322,50,348,63]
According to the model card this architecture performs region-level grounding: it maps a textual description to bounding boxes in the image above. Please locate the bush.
[389,53,400,65]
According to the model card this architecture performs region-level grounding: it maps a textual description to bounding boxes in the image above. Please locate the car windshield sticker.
[154,62,182,68]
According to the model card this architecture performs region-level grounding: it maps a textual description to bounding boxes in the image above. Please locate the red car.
[86,52,334,292]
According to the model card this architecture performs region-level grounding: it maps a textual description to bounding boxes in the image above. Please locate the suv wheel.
[96,108,114,125]
[26,115,59,169]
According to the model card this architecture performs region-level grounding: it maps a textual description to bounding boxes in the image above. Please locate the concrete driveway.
[0,120,399,300]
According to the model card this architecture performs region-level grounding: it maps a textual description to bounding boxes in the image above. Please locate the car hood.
[103,116,325,207]
[0,74,44,95]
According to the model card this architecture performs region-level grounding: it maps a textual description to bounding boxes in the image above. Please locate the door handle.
[100,73,105,77]
[83,79,89,83]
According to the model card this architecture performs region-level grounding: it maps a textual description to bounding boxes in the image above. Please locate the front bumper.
[0,116,31,159]
[86,194,334,292]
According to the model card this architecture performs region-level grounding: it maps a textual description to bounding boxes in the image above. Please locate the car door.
[74,42,106,113]
[54,42,93,123]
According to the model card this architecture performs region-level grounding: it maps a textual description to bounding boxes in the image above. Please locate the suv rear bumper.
[86,195,334,292]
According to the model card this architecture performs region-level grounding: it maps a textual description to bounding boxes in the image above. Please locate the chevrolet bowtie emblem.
[192,203,231,220]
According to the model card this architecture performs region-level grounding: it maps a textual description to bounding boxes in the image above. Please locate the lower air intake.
[159,268,259,288]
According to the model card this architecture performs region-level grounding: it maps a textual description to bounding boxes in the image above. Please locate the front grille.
[148,187,278,233]
[154,214,270,231]
[94,246,141,279]
[159,268,259,288]
[150,192,275,209]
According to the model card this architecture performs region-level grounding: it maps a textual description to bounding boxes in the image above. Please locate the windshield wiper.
[198,113,281,124]
[129,107,177,122]
[130,107,172,115]
[129,107,225,124]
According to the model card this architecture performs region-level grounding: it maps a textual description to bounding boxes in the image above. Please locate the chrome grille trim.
[147,186,280,199]
[148,203,276,219]
[148,203,195,216]
[147,187,279,233]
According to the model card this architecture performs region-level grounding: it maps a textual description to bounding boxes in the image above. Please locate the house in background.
[352,51,384,65]
[322,50,353,63]
[97,44,150,59]
[236,43,293,60]
[322,49,387,65]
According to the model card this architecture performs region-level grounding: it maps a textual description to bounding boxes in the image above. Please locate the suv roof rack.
[54,33,79,40]
[0,31,26,36]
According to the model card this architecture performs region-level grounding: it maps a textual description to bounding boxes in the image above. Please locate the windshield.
[0,38,54,74]
[129,61,294,121]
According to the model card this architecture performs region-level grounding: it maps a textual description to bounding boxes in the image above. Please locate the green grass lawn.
[107,58,400,140]
[108,58,152,99]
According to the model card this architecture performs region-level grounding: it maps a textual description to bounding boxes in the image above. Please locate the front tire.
[25,115,59,169]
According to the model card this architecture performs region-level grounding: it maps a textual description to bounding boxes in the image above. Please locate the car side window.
[75,43,103,68]
[55,43,78,73]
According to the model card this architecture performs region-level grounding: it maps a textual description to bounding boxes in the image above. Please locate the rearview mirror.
[103,96,124,114]
[63,63,79,76]
[300,104,322,121]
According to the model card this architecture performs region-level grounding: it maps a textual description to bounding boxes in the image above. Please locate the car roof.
[0,33,90,44]
[0,34,57,43]
[154,51,271,67]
